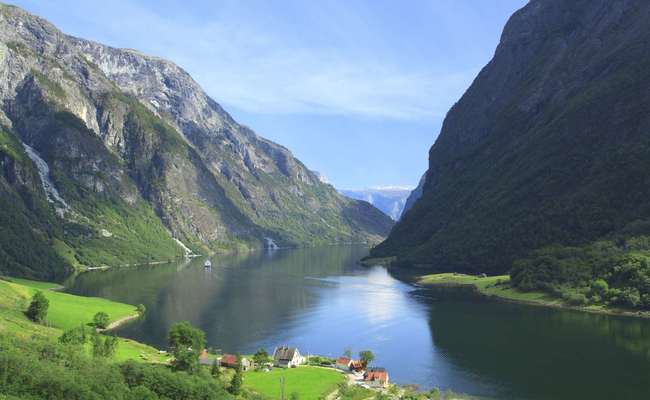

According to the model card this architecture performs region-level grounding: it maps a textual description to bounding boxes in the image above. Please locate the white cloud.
[183,38,478,121]
[32,0,479,122]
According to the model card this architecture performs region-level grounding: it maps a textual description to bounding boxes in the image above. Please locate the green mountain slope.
[0,4,393,279]
[372,0,650,276]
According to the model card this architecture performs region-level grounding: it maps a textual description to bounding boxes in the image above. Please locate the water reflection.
[67,246,650,399]
[413,296,650,399]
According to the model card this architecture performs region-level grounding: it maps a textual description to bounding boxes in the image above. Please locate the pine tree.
[229,354,243,395]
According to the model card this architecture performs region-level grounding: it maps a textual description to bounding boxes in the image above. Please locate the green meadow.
[244,366,345,400]
[418,273,570,306]
[0,277,169,363]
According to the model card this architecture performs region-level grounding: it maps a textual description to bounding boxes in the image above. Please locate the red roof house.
[219,353,252,370]
[364,367,389,388]
[335,357,352,370]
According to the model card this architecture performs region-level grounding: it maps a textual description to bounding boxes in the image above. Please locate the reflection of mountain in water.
[412,292,650,400]
[67,246,368,351]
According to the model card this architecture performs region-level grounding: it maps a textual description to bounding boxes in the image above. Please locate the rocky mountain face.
[0,4,393,280]
[371,0,650,274]
[340,188,412,220]
[401,174,425,216]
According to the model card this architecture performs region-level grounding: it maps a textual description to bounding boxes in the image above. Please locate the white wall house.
[272,346,305,368]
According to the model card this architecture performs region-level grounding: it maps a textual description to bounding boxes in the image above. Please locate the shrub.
[564,293,588,306]
[590,279,609,297]
[612,287,641,308]
[26,291,49,323]
[92,333,118,358]
[93,312,110,329]
[59,325,88,345]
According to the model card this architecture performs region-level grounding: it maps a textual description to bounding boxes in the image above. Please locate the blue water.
[67,246,650,399]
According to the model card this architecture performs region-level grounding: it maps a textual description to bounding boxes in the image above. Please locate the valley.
[1,0,650,399]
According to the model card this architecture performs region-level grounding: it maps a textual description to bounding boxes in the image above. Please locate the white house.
[272,346,305,368]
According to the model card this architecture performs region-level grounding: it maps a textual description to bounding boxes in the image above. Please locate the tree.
[136,304,146,315]
[253,348,269,367]
[93,312,110,329]
[211,359,221,378]
[343,347,352,358]
[92,333,119,358]
[229,355,243,395]
[59,324,87,345]
[168,321,206,372]
[92,332,103,358]
[26,291,49,323]
[358,350,374,366]
[103,335,118,358]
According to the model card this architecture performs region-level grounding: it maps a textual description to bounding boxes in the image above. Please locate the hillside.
[372,0,650,277]
[0,4,393,280]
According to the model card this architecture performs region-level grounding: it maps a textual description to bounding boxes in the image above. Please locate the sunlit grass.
[244,366,344,400]
[0,278,168,363]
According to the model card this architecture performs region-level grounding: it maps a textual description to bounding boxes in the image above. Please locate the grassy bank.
[244,366,344,399]
[416,273,560,303]
[0,277,169,363]
[416,273,650,318]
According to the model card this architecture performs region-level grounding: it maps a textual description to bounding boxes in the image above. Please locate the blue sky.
[11,0,526,189]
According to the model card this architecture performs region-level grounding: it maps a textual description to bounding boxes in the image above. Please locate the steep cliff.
[0,4,393,279]
[372,0,650,274]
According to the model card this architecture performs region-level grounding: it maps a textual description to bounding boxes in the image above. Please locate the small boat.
[204,260,212,268]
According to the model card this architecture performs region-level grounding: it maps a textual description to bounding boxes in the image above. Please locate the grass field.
[0,277,169,363]
[418,273,565,305]
[5,277,137,330]
[244,366,345,400]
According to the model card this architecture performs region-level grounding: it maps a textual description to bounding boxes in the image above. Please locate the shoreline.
[98,313,141,332]
[35,278,145,331]
[407,272,650,320]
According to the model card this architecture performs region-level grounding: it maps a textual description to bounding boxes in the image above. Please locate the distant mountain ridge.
[340,187,413,220]
[371,0,650,274]
[0,3,393,280]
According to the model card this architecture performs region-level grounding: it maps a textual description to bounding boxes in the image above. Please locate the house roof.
[350,360,364,369]
[336,357,351,365]
[364,370,388,383]
[221,354,238,365]
[274,346,298,361]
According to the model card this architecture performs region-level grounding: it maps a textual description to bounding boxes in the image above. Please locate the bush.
[93,312,110,329]
[610,287,641,308]
[92,333,118,358]
[564,292,588,306]
[59,325,88,345]
[26,291,49,323]
[0,332,235,400]
[590,279,609,297]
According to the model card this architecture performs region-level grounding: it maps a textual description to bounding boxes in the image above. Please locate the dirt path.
[98,313,140,332]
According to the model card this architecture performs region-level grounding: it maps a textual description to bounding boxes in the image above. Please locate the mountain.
[0,4,393,280]
[340,187,413,220]
[371,0,650,275]
[401,174,425,216]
